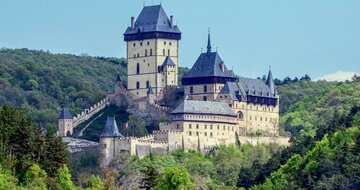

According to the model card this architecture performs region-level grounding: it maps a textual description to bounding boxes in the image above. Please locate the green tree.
[24,164,48,190]
[56,165,77,190]
[86,175,105,190]
[155,166,195,190]
[0,165,18,190]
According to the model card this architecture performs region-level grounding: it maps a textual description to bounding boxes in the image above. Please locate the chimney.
[131,17,135,29]
[170,15,174,28]
[220,62,225,72]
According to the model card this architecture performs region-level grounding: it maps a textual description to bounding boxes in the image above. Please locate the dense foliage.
[0,48,126,126]
[110,144,282,189]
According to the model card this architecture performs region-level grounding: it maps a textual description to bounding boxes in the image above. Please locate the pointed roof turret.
[266,67,276,96]
[58,108,73,119]
[147,85,155,95]
[162,56,175,66]
[207,29,211,54]
[101,117,122,137]
[116,73,122,82]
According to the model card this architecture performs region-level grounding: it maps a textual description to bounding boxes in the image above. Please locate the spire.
[116,73,122,82]
[101,117,122,137]
[266,66,276,96]
[207,29,211,54]
[147,85,154,95]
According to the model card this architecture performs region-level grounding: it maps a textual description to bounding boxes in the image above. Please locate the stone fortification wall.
[73,98,109,127]
[238,136,289,146]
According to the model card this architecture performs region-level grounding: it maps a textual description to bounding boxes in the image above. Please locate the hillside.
[0,48,126,126]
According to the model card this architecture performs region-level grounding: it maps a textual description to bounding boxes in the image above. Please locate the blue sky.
[0,0,359,80]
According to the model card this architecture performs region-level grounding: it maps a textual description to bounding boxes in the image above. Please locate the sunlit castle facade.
[124,5,181,97]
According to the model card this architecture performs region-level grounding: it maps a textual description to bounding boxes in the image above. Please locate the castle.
[57,5,289,167]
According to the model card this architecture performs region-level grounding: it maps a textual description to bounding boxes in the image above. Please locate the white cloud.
[316,71,359,82]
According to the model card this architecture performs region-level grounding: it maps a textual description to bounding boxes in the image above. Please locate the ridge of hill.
[0,48,126,126]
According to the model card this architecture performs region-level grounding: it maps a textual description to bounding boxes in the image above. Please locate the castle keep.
[124,5,181,97]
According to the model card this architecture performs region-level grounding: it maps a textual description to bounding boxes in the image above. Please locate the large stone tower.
[124,5,181,97]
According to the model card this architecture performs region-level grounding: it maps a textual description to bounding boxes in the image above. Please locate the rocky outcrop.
[62,137,99,153]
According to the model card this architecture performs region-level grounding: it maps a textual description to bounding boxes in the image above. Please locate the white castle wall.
[72,98,109,128]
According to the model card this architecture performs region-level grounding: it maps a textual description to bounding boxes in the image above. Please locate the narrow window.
[169,42,172,46]
[168,49,170,56]
[140,42,143,46]
[196,132,199,136]
[146,81,150,88]
[150,49,153,56]
[205,132,207,136]
[189,124,192,129]
[196,124,199,129]
[133,43,136,47]
[136,82,140,89]
[205,125,207,129]
[204,85,207,92]
[163,49,165,56]
[190,86,193,93]
[164,41,166,45]
[203,96,207,101]
[147,41,150,45]
[136,63,140,74]
[210,132,213,137]
[145,49,147,56]
[137,53,139,57]
[176,124,179,129]
[210,125,213,130]
[189,131,192,136]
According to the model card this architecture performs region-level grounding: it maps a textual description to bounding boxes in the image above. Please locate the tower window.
[136,82,140,89]
[164,41,166,45]
[189,124,192,129]
[163,49,165,56]
[137,53,139,57]
[133,54,136,58]
[169,42,172,46]
[136,63,140,74]
[133,43,136,47]
[150,49,153,56]
[146,81,150,88]
[204,85,207,92]
[147,41,150,45]
[140,42,143,46]
[145,49,147,56]
[203,96,207,101]
[168,49,170,56]
[196,124,199,129]
[190,86,193,93]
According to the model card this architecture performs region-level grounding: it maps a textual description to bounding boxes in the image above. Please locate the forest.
[1,48,360,189]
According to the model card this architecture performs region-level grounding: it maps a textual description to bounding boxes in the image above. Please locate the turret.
[58,108,74,137]
[100,117,123,167]
[266,68,276,96]
[147,85,156,104]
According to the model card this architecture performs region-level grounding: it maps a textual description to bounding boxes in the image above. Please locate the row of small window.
[189,85,208,94]
[189,131,213,137]
[133,49,171,58]
[249,116,270,122]
[133,41,172,47]
[189,124,234,131]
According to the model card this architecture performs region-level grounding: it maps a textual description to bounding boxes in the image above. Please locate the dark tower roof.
[147,85,155,95]
[266,69,276,96]
[124,5,181,41]
[182,32,237,85]
[101,117,122,137]
[162,56,175,66]
[116,73,122,82]
[58,108,73,119]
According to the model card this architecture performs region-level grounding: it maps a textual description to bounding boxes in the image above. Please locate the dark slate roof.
[266,70,276,95]
[101,117,123,137]
[219,82,246,101]
[182,52,237,79]
[147,85,154,94]
[116,74,122,82]
[124,5,181,35]
[162,56,175,66]
[238,77,277,98]
[171,99,237,117]
[58,108,73,119]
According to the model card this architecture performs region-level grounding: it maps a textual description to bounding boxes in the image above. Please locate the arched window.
[136,63,140,74]
[238,111,244,120]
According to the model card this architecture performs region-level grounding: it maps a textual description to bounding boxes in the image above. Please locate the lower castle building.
[100,98,289,167]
